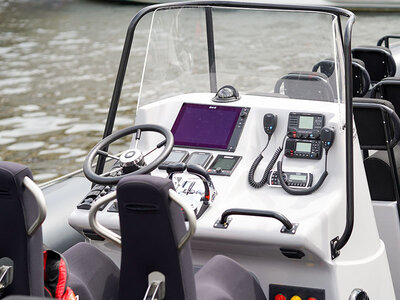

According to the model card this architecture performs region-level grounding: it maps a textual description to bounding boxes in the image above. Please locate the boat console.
[67,90,390,299]
[50,2,400,299]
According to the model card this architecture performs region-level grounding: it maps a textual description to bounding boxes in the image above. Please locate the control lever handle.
[167,163,217,203]
[166,163,186,176]
[187,164,212,182]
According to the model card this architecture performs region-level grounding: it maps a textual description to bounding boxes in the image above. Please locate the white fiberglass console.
[69,92,394,299]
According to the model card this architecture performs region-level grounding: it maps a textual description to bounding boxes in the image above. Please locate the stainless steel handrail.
[169,189,196,250]
[23,177,47,236]
[88,191,121,246]
[88,189,196,251]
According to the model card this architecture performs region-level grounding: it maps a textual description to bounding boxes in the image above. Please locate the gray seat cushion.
[196,255,266,300]
[364,147,400,201]
[63,242,119,300]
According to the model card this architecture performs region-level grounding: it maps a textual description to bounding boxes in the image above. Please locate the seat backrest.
[353,98,399,150]
[274,71,335,102]
[312,58,371,97]
[116,175,196,300]
[371,77,400,116]
[352,46,396,84]
[353,98,400,201]
[0,162,44,297]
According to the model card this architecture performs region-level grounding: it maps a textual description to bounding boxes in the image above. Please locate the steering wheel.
[83,124,174,185]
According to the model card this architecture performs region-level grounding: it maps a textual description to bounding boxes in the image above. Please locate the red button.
[275,294,287,300]
[308,298,317,300]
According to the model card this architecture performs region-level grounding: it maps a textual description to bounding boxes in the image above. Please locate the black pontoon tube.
[98,1,356,259]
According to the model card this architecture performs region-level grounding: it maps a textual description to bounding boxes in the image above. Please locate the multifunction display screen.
[171,103,243,150]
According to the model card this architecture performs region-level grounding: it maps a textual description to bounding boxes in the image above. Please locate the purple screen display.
[171,103,241,150]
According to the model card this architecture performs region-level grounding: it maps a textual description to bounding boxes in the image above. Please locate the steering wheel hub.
[120,149,144,167]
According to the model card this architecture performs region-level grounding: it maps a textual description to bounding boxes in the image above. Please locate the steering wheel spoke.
[83,124,174,185]
[97,150,120,161]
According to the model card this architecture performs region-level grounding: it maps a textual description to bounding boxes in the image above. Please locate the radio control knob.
[312,130,320,139]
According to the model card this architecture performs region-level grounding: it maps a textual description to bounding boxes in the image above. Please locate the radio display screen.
[298,116,314,129]
[171,103,242,150]
[289,174,307,181]
[296,142,312,152]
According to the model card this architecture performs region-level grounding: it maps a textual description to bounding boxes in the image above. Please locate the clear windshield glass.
[135,6,344,108]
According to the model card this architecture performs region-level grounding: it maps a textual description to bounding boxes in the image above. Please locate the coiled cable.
[248,136,282,188]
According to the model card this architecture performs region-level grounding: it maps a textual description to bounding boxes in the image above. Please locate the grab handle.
[218,208,295,231]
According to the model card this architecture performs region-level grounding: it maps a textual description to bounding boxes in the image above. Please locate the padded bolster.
[195,255,266,300]
[63,242,119,300]
[0,162,44,297]
[364,148,400,201]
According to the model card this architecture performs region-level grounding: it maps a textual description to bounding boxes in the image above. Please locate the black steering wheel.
[83,124,174,185]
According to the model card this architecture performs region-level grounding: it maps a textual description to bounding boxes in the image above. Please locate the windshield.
[136,6,345,107]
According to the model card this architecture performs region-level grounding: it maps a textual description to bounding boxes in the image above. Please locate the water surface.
[0,0,399,181]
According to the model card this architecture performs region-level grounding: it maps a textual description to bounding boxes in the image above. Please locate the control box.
[270,284,325,300]
[268,171,313,188]
[284,138,322,160]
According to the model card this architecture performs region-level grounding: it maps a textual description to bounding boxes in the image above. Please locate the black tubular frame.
[98,1,355,259]
[377,35,400,48]
[353,102,400,211]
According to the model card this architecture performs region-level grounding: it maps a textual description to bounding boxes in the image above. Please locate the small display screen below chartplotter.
[186,152,213,168]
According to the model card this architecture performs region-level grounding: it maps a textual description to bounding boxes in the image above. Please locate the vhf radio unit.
[284,139,322,159]
[287,112,324,139]
[285,112,325,160]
